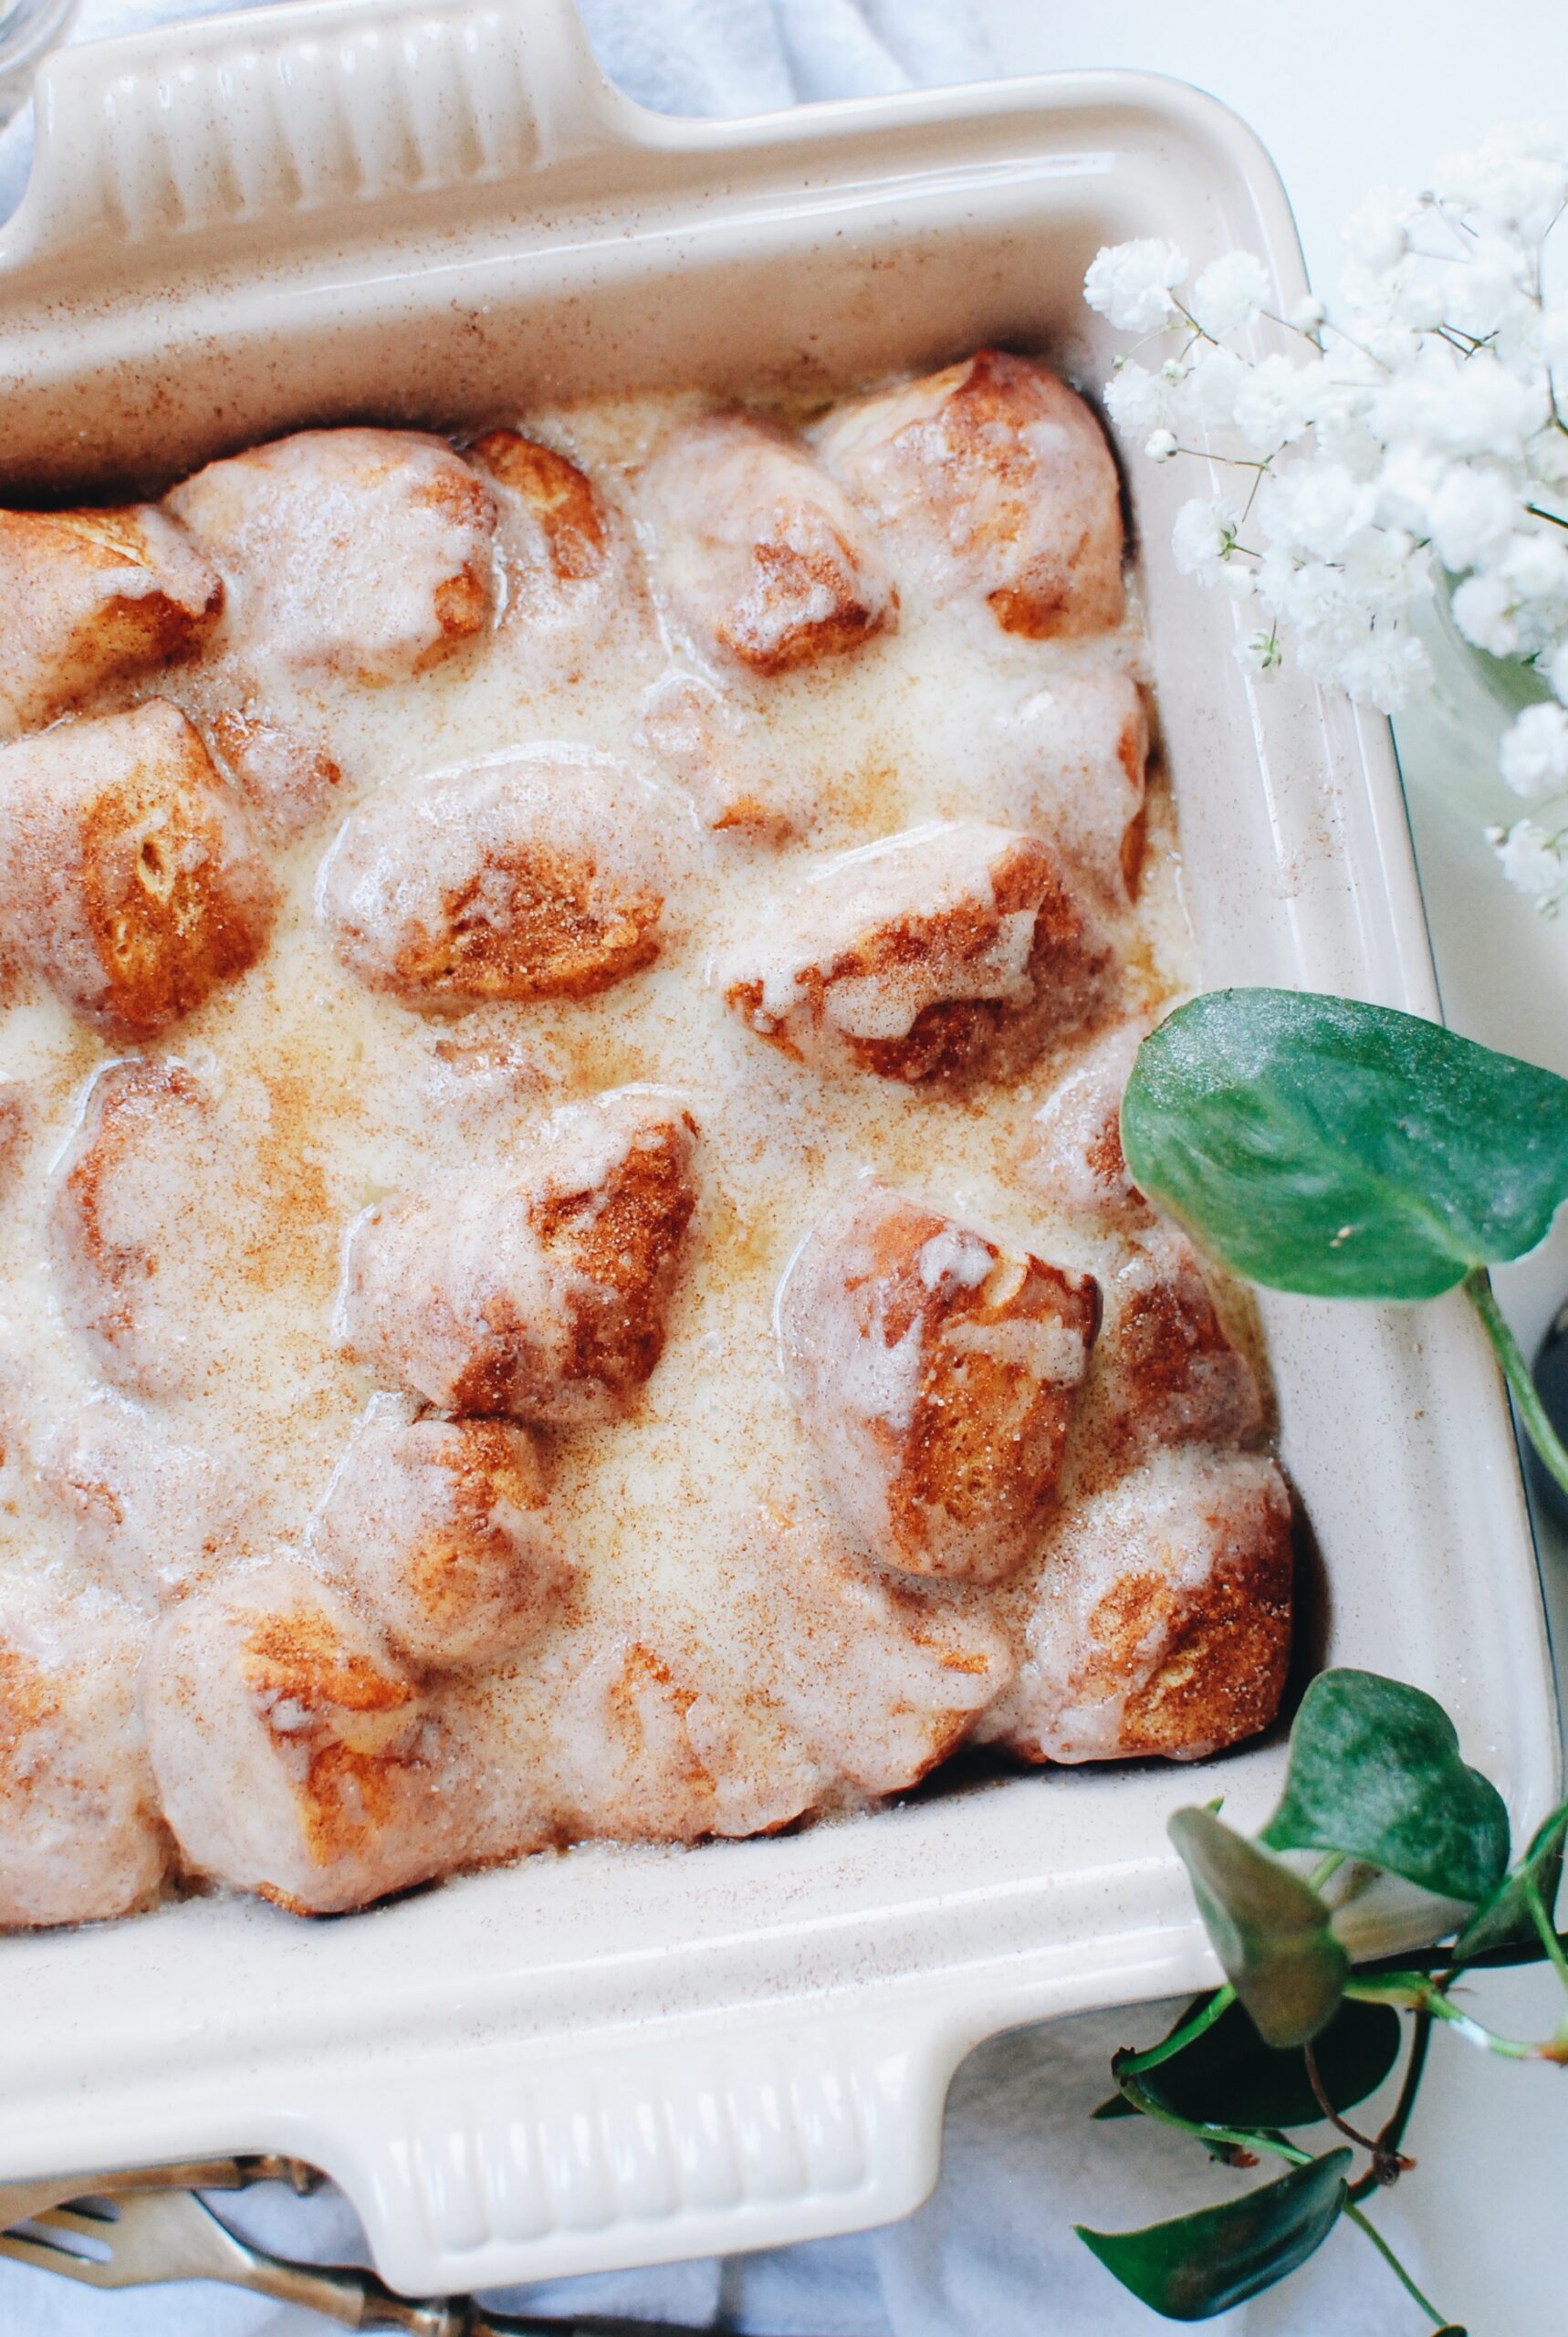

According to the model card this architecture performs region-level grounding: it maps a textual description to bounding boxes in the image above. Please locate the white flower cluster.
[1083,123,1568,912]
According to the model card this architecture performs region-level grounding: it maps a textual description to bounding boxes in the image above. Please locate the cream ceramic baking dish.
[0,3,1557,2294]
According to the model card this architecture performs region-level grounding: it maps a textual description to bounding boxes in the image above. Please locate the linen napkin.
[0,5,1436,2332]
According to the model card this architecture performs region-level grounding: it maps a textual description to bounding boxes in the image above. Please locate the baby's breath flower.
[1103,361,1176,437]
[1370,346,1547,462]
[1436,124,1568,242]
[1257,462,1377,561]
[1493,530,1568,609]
[1190,251,1271,336]
[1343,186,1420,270]
[1231,352,1318,449]
[1423,462,1521,571]
[1445,236,1531,340]
[1450,571,1522,656]
[1082,126,1568,896]
[1084,238,1188,332]
[1306,628,1432,713]
[1493,817,1568,900]
[1180,341,1249,426]
[1500,702,1568,797]
[1171,497,1242,580]
[1235,630,1283,676]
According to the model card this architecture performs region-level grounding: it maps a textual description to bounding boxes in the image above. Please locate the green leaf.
[1451,1798,1568,1961]
[1077,2149,1352,2320]
[1260,1670,1510,1904]
[1095,1995,1402,2128]
[1121,989,1568,1299]
[1169,1809,1348,2049]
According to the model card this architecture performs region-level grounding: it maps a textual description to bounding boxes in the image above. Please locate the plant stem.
[1463,1267,1568,1504]
[1343,2201,1452,2329]
[1113,2069,1310,2167]
[1345,1973,1559,2059]
[1116,1986,1237,2079]
[1525,1874,1568,1993]
[1350,2008,1431,2204]
[1309,1851,1347,1893]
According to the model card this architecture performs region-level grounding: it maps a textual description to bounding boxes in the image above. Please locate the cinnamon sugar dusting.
[0,362,1289,1928]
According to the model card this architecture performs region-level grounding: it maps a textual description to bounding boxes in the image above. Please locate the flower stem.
[1343,2200,1452,2329]
[1463,1266,1568,1505]
[1116,1986,1237,2080]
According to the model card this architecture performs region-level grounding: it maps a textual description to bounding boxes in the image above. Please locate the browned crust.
[1098,1252,1265,1467]
[0,507,223,723]
[944,349,1124,640]
[0,1082,28,1198]
[413,462,497,664]
[208,709,342,833]
[717,536,890,676]
[727,834,1110,1084]
[241,1607,420,1870]
[77,781,274,1042]
[397,1420,551,1640]
[468,431,611,580]
[0,1642,62,1800]
[1090,1502,1294,1757]
[521,1112,699,1408]
[389,844,664,1005]
[844,1196,1100,1583]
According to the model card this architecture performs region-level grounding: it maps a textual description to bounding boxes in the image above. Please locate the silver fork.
[0,2185,765,2336]
[0,2150,319,2234]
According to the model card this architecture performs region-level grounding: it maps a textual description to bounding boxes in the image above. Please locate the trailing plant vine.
[1077,990,1568,2325]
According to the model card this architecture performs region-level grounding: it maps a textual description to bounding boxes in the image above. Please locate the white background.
[968,3,1568,2323]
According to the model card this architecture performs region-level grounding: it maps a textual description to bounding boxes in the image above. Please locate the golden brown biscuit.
[340,1089,699,1427]
[639,411,895,676]
[468,430,611,583]
[1083,1226,1265,1472]
[0,698,276,1040]
[0,502,222,736]
[166,427,497,682]
[980,1446,1292,1763]
[208,708,343,843]
[0,1576,170,1927]
[719,820,1113,1082]
[319,749,689,1011]
[816,348,1124,639]
[311,1399,571,1667]
[143,1558,463,1914]
[779,1181,1100,1584]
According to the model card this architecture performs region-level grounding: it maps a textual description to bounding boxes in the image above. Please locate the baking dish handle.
[9,0,627,258]
[280,1997,965,2298]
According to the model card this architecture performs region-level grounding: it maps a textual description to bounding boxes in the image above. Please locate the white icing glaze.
[0,372,1281,1926]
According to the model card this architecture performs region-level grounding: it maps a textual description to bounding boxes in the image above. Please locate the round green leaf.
[1169,1808,1348,2049]
[1121,990,1568,1299]
[1077,2149,1352,2321]
[1260,1670,1510,1904]
[1097,1996,1402,2130]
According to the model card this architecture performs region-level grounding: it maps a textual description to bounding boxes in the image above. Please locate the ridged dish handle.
[300,2001,959,2297]
[12,0,623,256]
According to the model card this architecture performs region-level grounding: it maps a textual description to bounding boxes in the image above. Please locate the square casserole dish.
[0,0,1557,2293]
